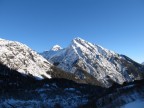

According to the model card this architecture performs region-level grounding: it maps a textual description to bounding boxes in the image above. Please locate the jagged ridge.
[41,37,144,87]
[0,38,52,80]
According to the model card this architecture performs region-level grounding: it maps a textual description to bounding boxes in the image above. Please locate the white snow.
[41,37,138,87]
[0,95,88,108]
[122,100,144,108]
[0,38,52,79]
[51,45,62,51]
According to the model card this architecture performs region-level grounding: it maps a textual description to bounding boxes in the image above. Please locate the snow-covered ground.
[122,100,144,108]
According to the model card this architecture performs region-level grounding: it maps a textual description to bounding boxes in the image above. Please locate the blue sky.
[0,0,144,63]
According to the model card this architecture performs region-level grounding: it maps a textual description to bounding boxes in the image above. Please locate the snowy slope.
[41,37,144,87]
[40,45,64,62]
[0,38,52,79]
[122,100,144,108]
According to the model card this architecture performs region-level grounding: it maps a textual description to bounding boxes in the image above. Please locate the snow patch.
[51,45,62,51]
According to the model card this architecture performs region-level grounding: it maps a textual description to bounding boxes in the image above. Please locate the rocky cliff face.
[0,38,52,80]
[41,37,144,87]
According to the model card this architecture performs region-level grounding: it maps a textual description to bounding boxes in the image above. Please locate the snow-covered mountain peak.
[72,37,92,46]
[0,39,52,80]
[73,37,86,42]
[71,37,117,58]
[51,45,62,51]
[41,37,144,87]
[72,37,94,50]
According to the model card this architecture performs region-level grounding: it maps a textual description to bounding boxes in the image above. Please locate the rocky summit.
[41,37,144,87]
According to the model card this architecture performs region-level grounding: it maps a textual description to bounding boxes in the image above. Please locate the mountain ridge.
[0,38,103,86]
[0,38,144,107]
[41,37,144,87]
[0,38,143,87]
[0,38,52,80]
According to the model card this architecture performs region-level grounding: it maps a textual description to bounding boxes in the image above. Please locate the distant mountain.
[41,37,144,87]
[142,62,144,65]
[51,45,62,51]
